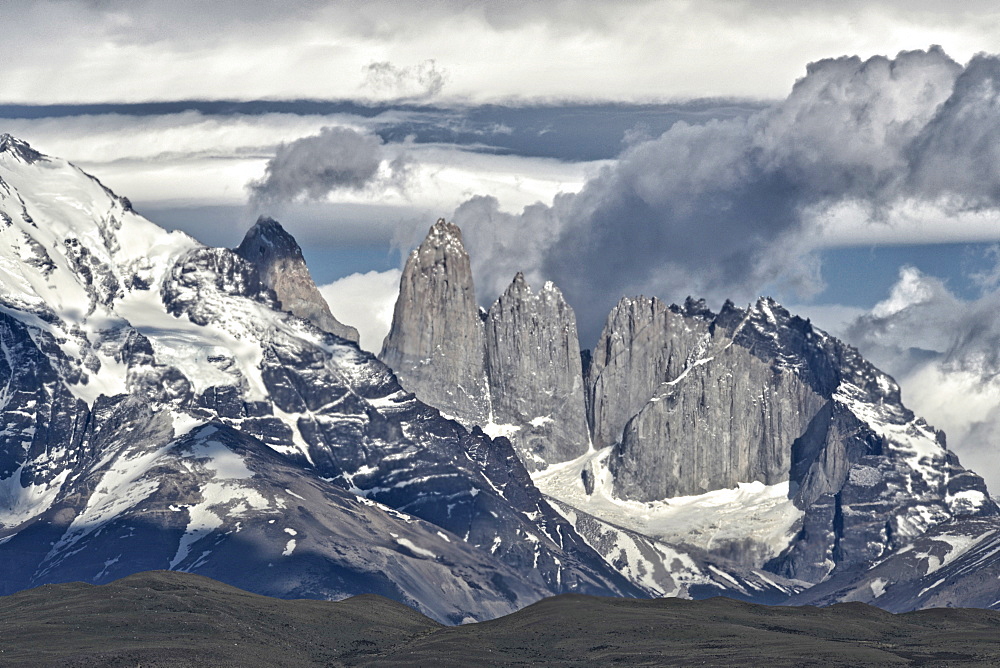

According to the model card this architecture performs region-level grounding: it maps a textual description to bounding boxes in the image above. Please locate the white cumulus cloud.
[843,263,1000,496]
[318,269,402,353]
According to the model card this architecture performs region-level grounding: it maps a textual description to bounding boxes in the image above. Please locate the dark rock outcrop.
[236,216,359,343]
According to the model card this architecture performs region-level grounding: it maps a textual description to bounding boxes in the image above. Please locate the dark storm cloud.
[453,47,1000,343]
[908,55,1000,204]
[247,126,411,208]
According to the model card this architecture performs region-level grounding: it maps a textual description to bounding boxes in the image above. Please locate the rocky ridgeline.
[603,297,996,582]
[4,131,997,616]
[383,219,1000,603]
[0,139,643,624]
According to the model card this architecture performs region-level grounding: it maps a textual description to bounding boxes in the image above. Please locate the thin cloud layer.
[6,1,1000,103]
[452,48,1000,342]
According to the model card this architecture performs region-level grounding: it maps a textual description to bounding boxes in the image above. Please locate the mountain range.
[0,133,998,622]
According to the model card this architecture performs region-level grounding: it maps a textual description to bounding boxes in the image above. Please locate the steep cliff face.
[601,298,877,502]
[612,335,827,501]
[587,296,712,449]
[582,297,997,583]
[484,274,590,470]
[235,217,359,343]
[379,219,489,426]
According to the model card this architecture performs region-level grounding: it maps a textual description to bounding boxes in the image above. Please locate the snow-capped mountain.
[382,217,1000,611]
[0,135,644,623]
[4,132,998,619]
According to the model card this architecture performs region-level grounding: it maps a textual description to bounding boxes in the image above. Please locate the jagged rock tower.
[381,221,590,471]
[484,273,590,468]
[236,216,359,343]
[379,219,491,425]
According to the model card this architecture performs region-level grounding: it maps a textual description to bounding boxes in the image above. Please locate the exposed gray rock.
[611,326,827,501]
[0,133,43,163]
[380,227,592,471]
[587,296,711,449]
[484,274,589,470]
[379,219,489,426]
[236,216,359,343]
[596,296,998,585]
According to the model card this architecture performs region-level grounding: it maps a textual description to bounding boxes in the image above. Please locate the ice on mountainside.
[0,137,640,623]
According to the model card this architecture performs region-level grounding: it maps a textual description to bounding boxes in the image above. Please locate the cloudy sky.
[4,0,1000,490]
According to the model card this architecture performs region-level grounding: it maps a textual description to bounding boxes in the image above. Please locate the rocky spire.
[484,273,590,470]
[379,219,489,425]
[236,216,359,343]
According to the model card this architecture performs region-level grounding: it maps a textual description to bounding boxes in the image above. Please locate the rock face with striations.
[484,273,590,470]
[587,296,712,450]
[236,216,359,343]
[596,296,997,583]
[610,298,829,501]
[379,219,490,426]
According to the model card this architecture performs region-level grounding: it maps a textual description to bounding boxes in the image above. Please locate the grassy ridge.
[2,571,999,666]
